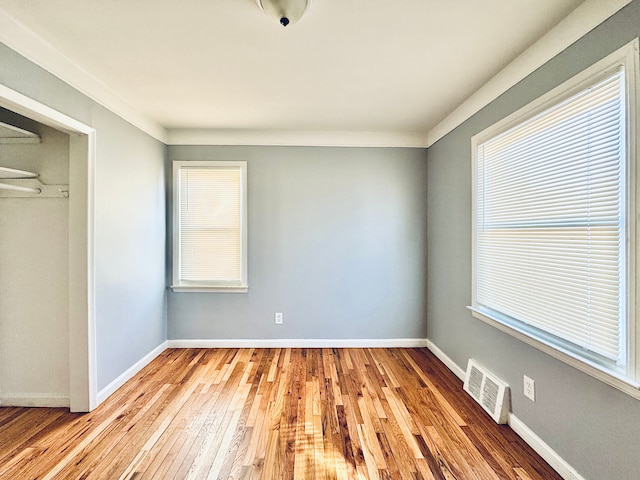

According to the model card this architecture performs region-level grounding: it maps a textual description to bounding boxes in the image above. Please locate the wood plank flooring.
[0,348,562,479]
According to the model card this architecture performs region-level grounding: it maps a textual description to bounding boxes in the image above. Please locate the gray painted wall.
[92,109,166,390]
[427,2,640,479]
[0,42,167,392]
[167,146,428,341]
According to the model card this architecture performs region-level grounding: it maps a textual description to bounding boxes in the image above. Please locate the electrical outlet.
[274,312,283,325]
[523,375,535,402]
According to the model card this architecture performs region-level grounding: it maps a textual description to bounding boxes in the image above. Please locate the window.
[471,40,639,396]
[172,161,247,292]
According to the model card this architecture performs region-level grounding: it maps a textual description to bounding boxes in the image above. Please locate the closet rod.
[0,182,41,194]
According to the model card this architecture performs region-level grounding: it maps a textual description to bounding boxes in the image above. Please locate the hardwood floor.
[0,348,562,479]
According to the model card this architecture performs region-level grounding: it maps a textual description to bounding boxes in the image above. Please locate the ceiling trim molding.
[426,0,634,147]
[167,128,428,148]
[0,7,167,143]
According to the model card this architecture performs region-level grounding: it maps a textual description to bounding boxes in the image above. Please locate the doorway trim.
[0,83,97,412]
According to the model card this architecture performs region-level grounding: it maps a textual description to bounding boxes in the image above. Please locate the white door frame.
[0,84,97,412]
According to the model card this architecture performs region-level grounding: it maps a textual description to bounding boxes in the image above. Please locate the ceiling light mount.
[256,0,310,27]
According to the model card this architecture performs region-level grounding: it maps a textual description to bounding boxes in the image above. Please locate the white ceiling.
[0,0,598,145]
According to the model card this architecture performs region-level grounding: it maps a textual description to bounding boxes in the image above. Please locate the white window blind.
[474,68,627,367]
[173,161,247,291]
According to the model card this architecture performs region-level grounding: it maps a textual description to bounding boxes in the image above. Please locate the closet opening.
[0,85,96,412]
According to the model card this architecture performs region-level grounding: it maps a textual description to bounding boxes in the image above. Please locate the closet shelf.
[0,166,39,179]
[0,121,40,144]
[0,166,68,198]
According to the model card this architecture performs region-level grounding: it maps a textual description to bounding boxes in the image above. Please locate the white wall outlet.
[523,375,535,402]
[274,312,283,325]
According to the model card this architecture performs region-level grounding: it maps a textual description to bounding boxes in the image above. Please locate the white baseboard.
[97,341,168,405]
[167,338,429,349]
[0,394,70,408]
[508,415,586,480]
[425,339,466,380]
[426,339,585,480]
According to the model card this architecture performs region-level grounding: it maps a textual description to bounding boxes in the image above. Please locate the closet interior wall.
[0,107,70,407]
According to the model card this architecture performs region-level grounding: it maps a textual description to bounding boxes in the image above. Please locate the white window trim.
[469,38,640,398]
[171,160,248,293]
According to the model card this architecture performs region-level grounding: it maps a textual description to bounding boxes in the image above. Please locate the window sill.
[171,285,248,293]
[467,306,640,400]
